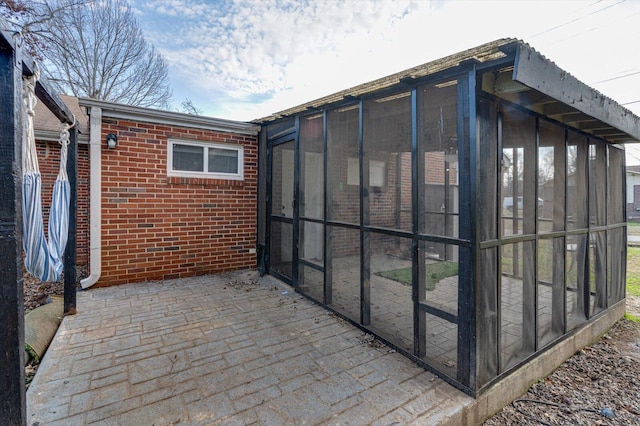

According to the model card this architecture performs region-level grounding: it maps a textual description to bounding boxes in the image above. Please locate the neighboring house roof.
[255,38,640,145]
[627,165,640,175]
[79,97,260,136]
[34,94,89,143]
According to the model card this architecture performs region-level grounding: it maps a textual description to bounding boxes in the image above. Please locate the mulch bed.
[485,299,640,425]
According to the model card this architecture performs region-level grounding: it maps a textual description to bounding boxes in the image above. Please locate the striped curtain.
[22,71,70,282]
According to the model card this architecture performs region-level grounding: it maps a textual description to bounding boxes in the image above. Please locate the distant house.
[627,165,640,220]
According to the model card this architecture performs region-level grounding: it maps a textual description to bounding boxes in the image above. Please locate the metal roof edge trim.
[513,43,640,142]
[78,97,260,136]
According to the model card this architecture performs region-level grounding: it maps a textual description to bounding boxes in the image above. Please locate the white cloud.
[130,0,640,125]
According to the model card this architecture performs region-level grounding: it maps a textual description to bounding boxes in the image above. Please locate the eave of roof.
[512,42,640,143]
[78,97,260,136]
[254,38,640,145]
[626,165,640,174]
[34,95,89,136]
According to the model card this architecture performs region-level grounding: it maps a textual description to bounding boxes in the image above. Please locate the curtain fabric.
[22,71,70,282]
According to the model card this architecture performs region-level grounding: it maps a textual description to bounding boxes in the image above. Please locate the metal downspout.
[80,106,102,288]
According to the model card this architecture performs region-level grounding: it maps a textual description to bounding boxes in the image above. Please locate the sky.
[129,0,640,162]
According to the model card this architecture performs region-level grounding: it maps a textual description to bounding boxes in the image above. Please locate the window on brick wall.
[168,139,244,180]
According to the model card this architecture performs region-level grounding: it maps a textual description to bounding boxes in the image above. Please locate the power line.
[529,0,626,39]
[593,70,640,84]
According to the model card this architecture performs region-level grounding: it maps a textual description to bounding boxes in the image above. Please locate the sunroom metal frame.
[256,38,637,396]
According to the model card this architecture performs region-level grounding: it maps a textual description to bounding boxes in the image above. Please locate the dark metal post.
[359,101,370,326]
[456,71,477,388]
[0,38,27,425]
[292,118,300,290]
[323,111,332,305]
[412,88,426,358]
[257,130,268,275]
[64,126,78,314]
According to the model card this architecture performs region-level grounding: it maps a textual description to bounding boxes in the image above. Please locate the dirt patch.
[23,266,87,313]
[485,296,640,425]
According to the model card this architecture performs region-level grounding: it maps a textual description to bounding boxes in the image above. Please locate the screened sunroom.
[255,39,639,396]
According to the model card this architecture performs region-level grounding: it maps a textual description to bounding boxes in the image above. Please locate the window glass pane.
[608,146,624,225]
[590,231,607,315]
[363,92,412,231]
[567,131,588,230]
[478,97,498,242]
[608,227,625,305]
[327,106,359,224]
[300,114,324,220]
[589,141,607,227]
[208,148,238,174]
[300,220,323,264]
[298,264,323,303]
[538,237,564,348]
[501,108,536,237]
[272,142,294,218]
[419,82,459,238]
[299,219,324,302]
[270,221,292,280]
[173,144,203,172]
[538,120,565,234]
[327,225,360,322]
[419,242,459,378]
[477,247,498,387]
[566,234,588,331]
[369,233,413,353]
[501,241,535,370]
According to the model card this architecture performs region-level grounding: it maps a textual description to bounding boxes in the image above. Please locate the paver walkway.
[27,270,473,425]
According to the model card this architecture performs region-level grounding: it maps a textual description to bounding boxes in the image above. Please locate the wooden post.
[64,126,78,314]
[0,38,27,425]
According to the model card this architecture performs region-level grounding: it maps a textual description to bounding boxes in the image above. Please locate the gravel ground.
[22,266,86,312]
[485,296,640,425]
[23,274,64,312]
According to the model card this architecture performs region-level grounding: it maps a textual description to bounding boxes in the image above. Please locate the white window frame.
[167,139,244,180]
[347,157,386,187]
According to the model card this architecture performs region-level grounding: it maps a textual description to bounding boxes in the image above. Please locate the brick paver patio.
[27,270,472,425]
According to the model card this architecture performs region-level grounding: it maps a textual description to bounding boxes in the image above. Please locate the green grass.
[624,312,640,322]
[628,222,640,237]
[376,261,458,291]
[627,246,640,297]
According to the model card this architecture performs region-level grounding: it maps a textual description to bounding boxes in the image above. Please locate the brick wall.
[96,118,257,286]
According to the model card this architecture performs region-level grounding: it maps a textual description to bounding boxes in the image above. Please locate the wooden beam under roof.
[513,43,640,142]
[543,102,579,116]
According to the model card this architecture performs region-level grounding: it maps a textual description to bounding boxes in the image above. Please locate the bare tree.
[180,98,204,115]
[1,0,88,60]
[2,0,172,108]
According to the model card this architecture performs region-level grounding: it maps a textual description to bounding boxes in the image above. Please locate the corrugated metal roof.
[254,38,517,123]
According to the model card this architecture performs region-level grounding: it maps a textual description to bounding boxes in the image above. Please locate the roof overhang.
[79,97,260,136]
[511,43,640,144]
[255,39,640,145]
